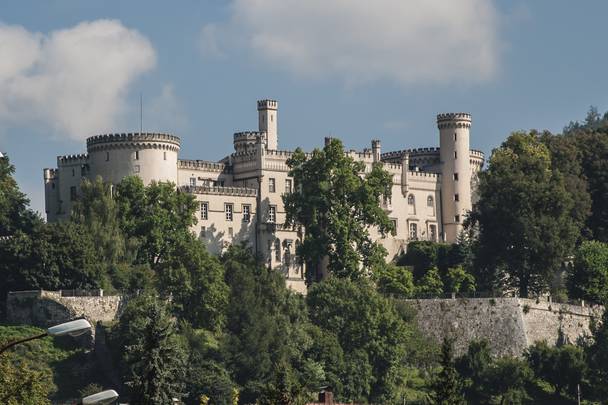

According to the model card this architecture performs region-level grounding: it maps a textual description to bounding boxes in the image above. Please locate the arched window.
[427,195,434,207]
[274,239,281,262]
[408,194,415,205]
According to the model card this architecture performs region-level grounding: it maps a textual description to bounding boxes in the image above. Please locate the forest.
[1,108,608,404]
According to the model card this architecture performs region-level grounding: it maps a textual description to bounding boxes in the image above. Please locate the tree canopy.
[284,138,394,283]
[469,131,582,296]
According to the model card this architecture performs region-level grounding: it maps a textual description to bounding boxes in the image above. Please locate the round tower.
[86,133,180,185]
[437,113,472,242]
[257,99,278,150]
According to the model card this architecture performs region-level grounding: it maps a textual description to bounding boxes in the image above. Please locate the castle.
[44,100,484,293]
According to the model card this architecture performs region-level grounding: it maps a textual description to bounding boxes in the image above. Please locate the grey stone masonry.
[6,290,124,327]
[405,297,603,357]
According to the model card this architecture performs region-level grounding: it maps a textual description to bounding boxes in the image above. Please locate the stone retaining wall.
[405,297,602,357]
[6,290,124,327]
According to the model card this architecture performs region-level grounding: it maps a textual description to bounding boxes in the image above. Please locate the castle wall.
[405,298,602,357]
[87,134,179,186]
[184,185,258,255]
[7,290,124,327]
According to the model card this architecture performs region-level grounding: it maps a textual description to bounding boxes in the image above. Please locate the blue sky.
[1,0,607,215]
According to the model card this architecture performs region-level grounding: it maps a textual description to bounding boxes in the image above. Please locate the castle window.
[164,152,167,161]
[242,204,251,222]
[409,223,418,240]
[200,226,206,238]
[408,194,415,205]
[70,186,77,201]
[134,165,140,173]
[201,202,208,220]
[268,205,276,223]
[135,151,139,160]
[190,177,197,187]
[274,238,281,261]
[228,227,233,237]
[429,224,437,241]
[455,215,460,223]
[271,114,273,122]
[454,133,457,141]
[454,151,457,159]
[391,219,397,232]
[454,173,459,181]
[427,196,434,207]
[285,179,292,193]
[106,152,110,161]
[72,168,75,177]
[454,193,459,202]
[269,178,276,193]
[225,203,233,221]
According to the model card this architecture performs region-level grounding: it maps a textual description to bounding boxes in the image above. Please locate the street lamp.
[80,389,119,405]
[0,318,92,354]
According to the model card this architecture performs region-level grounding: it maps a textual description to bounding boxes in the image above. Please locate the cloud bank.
[201,0,501,86]
[0,20,156,140]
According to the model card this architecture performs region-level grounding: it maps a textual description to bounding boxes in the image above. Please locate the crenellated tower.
[438,113,472,242]
[257,99,278,150]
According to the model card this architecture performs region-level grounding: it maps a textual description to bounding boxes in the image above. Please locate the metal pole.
[578,383,581,405]
[0,332,48,355]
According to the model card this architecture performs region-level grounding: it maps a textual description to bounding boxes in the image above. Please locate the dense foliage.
[2,107,608,403]
[469,132,581,296]
[284,138,394,283]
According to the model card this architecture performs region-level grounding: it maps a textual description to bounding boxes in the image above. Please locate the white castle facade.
[44,100,484,293]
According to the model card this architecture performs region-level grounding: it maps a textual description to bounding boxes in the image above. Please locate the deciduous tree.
[284,138,394,283]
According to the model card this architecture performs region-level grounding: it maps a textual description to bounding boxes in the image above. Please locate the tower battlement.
[437,113,471,129]
[257,99,278,110]
[86,133,181,148]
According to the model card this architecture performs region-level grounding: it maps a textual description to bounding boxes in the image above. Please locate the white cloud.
[201,0,501,86]
[0,20,156,140]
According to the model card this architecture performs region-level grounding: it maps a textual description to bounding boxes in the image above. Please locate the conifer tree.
[432,338,465,405]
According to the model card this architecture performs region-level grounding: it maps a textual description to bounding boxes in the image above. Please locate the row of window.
[407,193,461,206]
[268,178,292,193]
[190,178,225,187]
[268,238,294,266]
[408,195,435,207]
[407,223,438,241]
[101,151,169,161]
[200,202,277,223]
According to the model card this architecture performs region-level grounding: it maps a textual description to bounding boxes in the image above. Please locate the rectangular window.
[163,151,167,160]
[134,151,139,160]
[453,173,459,181]
[269,178,276,193]
[225,203,233,221]
[70,186,77,201]
[106,152,110,161]
[190,177,197,187]
[228,227,233,237]
[200,202,208,220]
[200,226,206,238]
[268,205,276,223]
[409,223,418,240]
[285,179,292,193]
[134,165,140,173]
[242,204,251,222]
[455,215,460,223]
[430,224,437,241]
[72,168,75,177]
[454,151,457,159]
[454,133,457,141]
[454,194,459,201]
[391,219,397,232]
